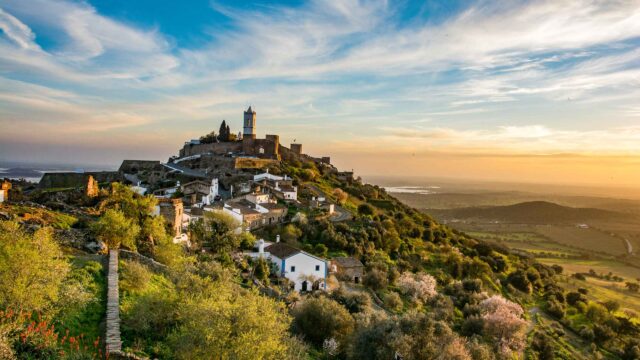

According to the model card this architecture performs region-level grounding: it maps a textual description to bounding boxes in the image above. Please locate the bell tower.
[243,106,256,140]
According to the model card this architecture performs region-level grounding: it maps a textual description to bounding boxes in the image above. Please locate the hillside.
[2,158,640,360]
[426,200,634,224]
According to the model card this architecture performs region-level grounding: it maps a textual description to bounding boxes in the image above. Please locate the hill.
[426,200,634,224]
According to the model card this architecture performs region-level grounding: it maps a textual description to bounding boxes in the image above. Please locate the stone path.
[105,249,122,354]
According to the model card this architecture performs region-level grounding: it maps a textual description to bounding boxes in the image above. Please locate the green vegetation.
[119,259,306,359]
[2,158,640,359]
[0,220,104,359]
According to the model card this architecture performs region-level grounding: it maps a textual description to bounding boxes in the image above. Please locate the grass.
[56,254,106,343]
[551,273,640,323]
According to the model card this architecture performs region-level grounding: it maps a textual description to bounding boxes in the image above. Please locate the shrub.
[357,204,375,216]
[383,292,403,312]
[0,221,70,315]
[397,272,437,303]
[479,295,527,357]
[92,209,140,250]
[363,268,388,291]
[292,296,354,349]
[120,260,152,293]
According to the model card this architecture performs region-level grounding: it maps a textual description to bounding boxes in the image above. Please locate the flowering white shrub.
[397,272,437,303]
[479,295,527,358]
[323,337,339,357]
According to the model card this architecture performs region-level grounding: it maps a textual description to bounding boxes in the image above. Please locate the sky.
[1,0,639,187]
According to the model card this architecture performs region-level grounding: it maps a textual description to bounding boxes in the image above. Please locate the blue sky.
[1,0,639,185]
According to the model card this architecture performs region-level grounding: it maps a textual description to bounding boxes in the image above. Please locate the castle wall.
[179,142,242,157]
[242,135,280,159]
[118,160,160,174]
[39,172,120,189]
[234,157,278,169]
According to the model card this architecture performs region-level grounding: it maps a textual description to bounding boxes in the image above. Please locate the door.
[301,281,308,292]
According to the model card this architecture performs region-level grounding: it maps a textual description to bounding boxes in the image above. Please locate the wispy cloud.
[0,0,639,173]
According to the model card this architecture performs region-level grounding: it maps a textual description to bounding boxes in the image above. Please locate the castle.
[178,107,327,165]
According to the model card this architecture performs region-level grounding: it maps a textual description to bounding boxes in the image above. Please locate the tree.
[479,295,527,357]
[333,188,348,205]
[168,281,294,360]
[292,296,354,349]
[200,130,217,144]
[626,282,640,293]
[602,300,620,313]
[397,272,437,304]
[140,215,169,254]
[218,120,229,141]
[0,221,70,315]
[357,203,375,216]
[203,211,242,254]
[254,257,270,284]
[281,224,302,243]
[92,209,140,250]
[363,268,388,291]
[383,292,403,312]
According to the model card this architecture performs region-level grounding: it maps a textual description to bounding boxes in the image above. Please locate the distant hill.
[426,201,635,224]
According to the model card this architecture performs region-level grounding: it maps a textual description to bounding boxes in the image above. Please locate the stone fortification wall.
[39,172,120,189]
[234,157,278,169]
[179,141,242,157]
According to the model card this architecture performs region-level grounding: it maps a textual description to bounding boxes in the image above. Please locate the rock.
[85,241,107,254]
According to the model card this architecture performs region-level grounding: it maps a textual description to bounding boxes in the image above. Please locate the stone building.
[332,257,364,283]
[223,196,287,230]
[156,198,184,237]
[0,181,11,203]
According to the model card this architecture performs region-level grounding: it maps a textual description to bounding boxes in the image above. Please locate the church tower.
[243,106,256,140]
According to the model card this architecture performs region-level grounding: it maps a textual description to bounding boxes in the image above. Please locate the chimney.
[276,235,280,243]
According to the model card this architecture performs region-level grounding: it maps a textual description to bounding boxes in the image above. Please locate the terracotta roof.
[333,257,363,268]
[265,243,300,259]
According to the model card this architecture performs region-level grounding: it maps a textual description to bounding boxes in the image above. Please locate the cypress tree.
[219,120,228,141]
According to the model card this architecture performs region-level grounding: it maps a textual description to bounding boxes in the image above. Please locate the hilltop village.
[2,108,640,359]
[31,107,356,292]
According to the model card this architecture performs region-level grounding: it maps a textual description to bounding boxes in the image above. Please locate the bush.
[397,272,437,304]
[120,260,152,293]
[383,292,403,312]
[479,295,527,357]
[357,204,375,216]
[363,268,388,291]
[546,298,565,319]
[0,221,70,315]
[292,296,354,349]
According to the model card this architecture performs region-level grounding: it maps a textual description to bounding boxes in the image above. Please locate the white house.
[202,178,219,205]
[253,171,297,201]
[257,240,327,292]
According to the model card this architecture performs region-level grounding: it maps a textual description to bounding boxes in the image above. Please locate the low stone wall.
[119,249,169,273]
[105,250,122,354]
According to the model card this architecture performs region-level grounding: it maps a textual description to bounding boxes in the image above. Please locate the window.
[290,266,295,272]
[315,265,320,271]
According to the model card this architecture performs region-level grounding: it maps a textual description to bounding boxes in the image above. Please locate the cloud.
[0,7,40,50]
[0,0,178,81]
[0,0,639,172]
[379,125,640,156]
